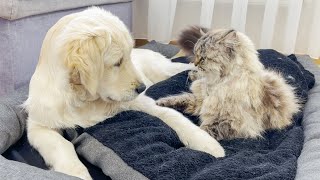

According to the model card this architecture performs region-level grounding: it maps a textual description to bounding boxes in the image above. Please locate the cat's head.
[193,29,261,76]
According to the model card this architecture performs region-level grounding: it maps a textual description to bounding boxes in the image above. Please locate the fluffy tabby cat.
[156,27,300,140]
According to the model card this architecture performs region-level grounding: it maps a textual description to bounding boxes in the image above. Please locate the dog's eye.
[114,58,123,67]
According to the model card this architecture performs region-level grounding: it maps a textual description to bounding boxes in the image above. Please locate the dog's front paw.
[183,129,225,158]
[54,160,92,180]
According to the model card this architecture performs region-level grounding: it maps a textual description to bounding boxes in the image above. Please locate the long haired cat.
[156,27,300,140]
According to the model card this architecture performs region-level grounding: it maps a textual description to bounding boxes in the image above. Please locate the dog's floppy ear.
[64,29,110,96]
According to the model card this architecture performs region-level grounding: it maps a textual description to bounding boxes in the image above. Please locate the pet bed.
[1,43,320,180]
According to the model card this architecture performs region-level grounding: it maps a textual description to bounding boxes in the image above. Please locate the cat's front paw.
[188,70,199,81]
[156,97,176,108]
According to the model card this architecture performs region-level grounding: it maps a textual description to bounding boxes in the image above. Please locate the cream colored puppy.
[25,7,224,180]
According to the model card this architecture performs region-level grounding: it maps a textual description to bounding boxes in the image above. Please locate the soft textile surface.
[138,40,180,58]
[75,49,315,179]
[1,50,319,180]
[0,87,81,179]
[295,55,320,180]
[0,86,28,154]
[0,0,132,20]
[0,156,79,180]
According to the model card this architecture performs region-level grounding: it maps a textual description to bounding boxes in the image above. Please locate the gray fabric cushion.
[295,55,320,180]
[138,40,180,58]
[0,85,81,179]
[0,156,80,180]
[0,86,28,154]
[0,0,132,20]
[74,133,148,180]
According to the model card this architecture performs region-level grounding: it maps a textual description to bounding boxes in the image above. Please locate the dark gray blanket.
[79,49,315,180]
[2,49,315,180]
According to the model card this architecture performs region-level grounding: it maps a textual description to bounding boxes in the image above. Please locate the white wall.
[133,0,318,56]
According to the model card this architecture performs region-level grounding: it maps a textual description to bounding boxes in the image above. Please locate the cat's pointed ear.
[224,30,240,48]
[200,28,206,36]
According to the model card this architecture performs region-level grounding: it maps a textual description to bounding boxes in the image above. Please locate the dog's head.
[193,29,262,77]
[58,7,145,102]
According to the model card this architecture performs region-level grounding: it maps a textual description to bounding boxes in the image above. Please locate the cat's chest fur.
[191,75,263,116]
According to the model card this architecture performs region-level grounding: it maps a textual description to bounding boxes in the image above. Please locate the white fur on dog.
[24,7,224,180]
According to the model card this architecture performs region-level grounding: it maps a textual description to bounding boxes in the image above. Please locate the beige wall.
[133,0,316,55]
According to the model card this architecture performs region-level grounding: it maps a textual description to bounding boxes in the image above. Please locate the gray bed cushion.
[0,86,28,154]
[0,0,132,20]
[295,55,320,180]
[138,40,180,58]
[0,85,80,180]
[0,156,80,180]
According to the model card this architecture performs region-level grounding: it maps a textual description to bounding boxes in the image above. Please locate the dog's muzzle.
[135,84,146,94]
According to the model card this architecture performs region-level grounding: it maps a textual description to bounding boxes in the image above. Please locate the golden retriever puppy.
[157,27,300,140]
[24,8,225,180]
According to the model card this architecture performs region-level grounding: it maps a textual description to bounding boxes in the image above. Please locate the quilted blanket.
[72,49,315,180]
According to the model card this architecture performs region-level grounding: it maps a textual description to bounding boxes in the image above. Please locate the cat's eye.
[194,57,204,66]
[199,57,205,65]
[114,58,123,67]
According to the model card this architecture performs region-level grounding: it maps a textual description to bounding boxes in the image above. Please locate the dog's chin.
[101,93,139,102]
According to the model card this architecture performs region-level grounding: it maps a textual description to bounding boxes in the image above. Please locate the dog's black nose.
[135,84,146,94]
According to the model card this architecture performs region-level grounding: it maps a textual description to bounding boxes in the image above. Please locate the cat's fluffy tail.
[177,26,209,55]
